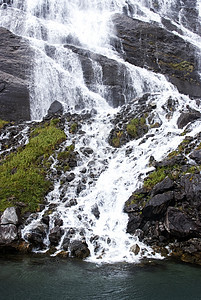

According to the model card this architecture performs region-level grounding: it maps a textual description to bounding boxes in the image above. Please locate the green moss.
[0,119,8,130]
[0,122,66,212]
[70,123,78,134]
[144,167,166,190]
[112,131,123,148]
[126,117,146,138]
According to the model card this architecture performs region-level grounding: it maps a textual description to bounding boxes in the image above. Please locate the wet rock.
[112,13,201,98]
[65,44,130,107]
[69,240,90,259]
[177,111,201,129]
[54,218,63,227]
[65,198,78,208]
[25,224,48,247]
[62,237,70,251]
[42,215,50,226]
[76,184,86,195]
[49,225,64,246]
[130,244,140,255]
[180,174,201,204]
[143,191,174,220]
[151,177,175,197]
[165,207,198,238]
[66,173,75,182]
[0,27,32,121]
[127,213,142,234]
[56,251,69,258]
[0,224,18,245]
[189,149,201,164]
[1,207,21,225]
[91,204,100,219]
[80,147,94,156]
[47,100,63,116]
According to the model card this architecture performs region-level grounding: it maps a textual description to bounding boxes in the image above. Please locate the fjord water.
[0,255,201,300]
[1,0,201,265]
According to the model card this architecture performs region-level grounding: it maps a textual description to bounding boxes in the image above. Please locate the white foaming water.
[1,0,201,262]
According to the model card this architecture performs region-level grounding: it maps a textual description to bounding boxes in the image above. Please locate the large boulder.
[69,240,90,259]
[165,207,198,238]
[0,224,18,245]
[1,207,20,225]
[49,226,64,246]
[0,27,32,121]
[143,191,174,219]
[112,14,201,98]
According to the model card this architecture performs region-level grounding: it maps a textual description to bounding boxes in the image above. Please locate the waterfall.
[1,0,201,263]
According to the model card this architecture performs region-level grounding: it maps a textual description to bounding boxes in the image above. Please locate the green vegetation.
[126,117,147,138]
[70,122,78,134]
[112,131,123,148]
[144,167,167,190]
[0,119,8,130]
[0,121,66,212]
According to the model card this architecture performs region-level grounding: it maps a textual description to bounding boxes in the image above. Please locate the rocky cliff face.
[112,13,201,98]
[0,27,31,121]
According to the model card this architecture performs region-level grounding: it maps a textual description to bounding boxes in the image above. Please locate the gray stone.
[0,27,32,121]
[165,207,198,238]
[69,240,90,259]
[143,191,174,219]
[130,244,140,255]
[1,207,20,225]
[47,100,63,116]
[112,14,201,98]
[0,224,18,245]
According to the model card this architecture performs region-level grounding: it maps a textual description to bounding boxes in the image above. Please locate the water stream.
[0,0,201,263]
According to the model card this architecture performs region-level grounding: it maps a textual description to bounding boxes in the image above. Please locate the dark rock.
[1,207,21,225]
[64,44,134,107]
[0,27,31,121]
[189,150,201,164]
[177,111,201,129]
[65,199,78,208]
[112,14,201,98]
[0,224,18,245]
[91,204,100,219]
[127,213,142,234]
[66,173,75,182]
[143,191,174,219]
[54,218,63,227]
[180,174,201,205]
[62,237,70,251]
[80,147,94,156]
[25,224,47,247]
[47,100,63,116]
[42,215,50,226]
[151,177,175,197]
[69,240,90,259]
[49,226,64,246]
[165,207,198,238]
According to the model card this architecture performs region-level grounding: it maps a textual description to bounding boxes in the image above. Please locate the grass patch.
[144,167,167,190]
[0,121,66,212]
[0,119,8,130]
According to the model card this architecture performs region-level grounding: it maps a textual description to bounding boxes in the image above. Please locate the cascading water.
[1,0,201,263]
